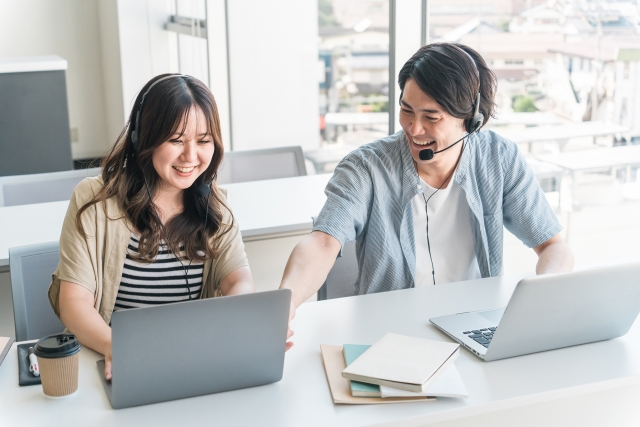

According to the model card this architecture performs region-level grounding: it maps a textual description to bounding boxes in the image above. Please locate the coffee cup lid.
[34,334,81,359]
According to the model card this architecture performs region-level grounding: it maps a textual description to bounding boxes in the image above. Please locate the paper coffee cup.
[34,334,82,398]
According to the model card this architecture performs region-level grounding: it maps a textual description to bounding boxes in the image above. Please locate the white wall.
[207,0,232,151]
[225,0,319,151]
[0,0,110,159]
[115,0,176,119]
[0,0,321,159]
[98,0,126,147]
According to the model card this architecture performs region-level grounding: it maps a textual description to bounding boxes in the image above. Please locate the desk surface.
[2,274,640,426]
[0,174,332,268]
[537,145,640,172]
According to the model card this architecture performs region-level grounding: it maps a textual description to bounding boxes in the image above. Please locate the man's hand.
[286,300,296,351]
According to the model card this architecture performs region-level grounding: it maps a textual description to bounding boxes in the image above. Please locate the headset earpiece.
[131,109,142,153]
[465,92,484,134]
[131,74,186,155]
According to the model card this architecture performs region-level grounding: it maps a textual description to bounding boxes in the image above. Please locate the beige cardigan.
[48,176,249,325]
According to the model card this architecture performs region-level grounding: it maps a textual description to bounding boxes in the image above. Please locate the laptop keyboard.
[462,327,497,348]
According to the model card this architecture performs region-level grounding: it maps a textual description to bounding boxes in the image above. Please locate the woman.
[279,43,574,346]
[48,74,254,379]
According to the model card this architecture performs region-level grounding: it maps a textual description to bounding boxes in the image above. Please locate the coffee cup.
[34,334,82,398]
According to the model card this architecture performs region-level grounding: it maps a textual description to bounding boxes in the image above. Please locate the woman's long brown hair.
[76,74,231,262]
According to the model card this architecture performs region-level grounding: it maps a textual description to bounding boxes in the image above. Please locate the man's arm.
[533,234,574,274]
[278,231,341,350]
[280,231,342,308]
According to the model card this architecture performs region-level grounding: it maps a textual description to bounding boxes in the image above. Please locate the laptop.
[429,262,640,362]
[97,289,291,409]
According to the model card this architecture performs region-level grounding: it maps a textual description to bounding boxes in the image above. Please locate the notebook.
[341,333,460,393]
[343,345,381,397]
[320,344,433,404]
[343,344,468,398]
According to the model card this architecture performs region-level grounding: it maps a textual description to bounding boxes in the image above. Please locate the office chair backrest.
[0,167,101,207]
[217,146,306,185]
[9,241,65,341]
[317,240,358,301]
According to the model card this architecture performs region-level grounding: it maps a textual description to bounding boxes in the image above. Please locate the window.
[314,0,391,172]
[428,0,640,272]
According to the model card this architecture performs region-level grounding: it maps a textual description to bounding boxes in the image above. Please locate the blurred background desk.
[0,174,332,269]
[2,274,640,426]
[537,145,640,209]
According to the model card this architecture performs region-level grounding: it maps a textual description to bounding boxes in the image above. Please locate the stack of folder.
[321,333,467,404]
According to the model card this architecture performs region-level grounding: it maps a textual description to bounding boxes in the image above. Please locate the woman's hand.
[59,281,113,380]
[104,346,113,380]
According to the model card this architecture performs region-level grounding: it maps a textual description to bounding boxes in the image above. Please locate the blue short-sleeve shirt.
[313,130,562,295]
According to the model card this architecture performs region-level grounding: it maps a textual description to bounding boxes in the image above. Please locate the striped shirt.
[114,234,203,311]
[313,130,562,295]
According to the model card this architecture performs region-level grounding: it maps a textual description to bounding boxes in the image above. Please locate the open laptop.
[430,262,640,362]
[97,289,291,409]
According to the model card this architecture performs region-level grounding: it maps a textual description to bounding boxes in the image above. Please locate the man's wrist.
[281,282,304,308]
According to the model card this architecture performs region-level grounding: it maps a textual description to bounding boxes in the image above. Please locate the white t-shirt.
[412,177,481,286]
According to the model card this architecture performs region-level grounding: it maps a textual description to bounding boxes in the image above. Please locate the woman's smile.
[172,165,198,176]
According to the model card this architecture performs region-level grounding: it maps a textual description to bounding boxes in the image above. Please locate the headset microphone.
[196,173,216,198]
[418,135,466,161]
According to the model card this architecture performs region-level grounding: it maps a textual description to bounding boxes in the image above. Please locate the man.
[280,43,574,349]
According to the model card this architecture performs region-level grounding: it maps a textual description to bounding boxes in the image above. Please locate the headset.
[417,49,484,161]
[419,46,484,285]
[131,73,216,300]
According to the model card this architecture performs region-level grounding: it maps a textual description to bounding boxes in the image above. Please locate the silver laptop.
[97,289,291,409]
[430,262,640,361]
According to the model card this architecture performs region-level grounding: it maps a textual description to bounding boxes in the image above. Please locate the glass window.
[311,0,390,173]
[428,0,640,272]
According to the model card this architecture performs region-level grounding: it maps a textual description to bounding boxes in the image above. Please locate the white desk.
[495,121,629,147]
[2,274,640,426]
[0,174,332,268]
[537,145,640,209]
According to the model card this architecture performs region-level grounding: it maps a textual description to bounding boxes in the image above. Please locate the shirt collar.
[453,132,473,188]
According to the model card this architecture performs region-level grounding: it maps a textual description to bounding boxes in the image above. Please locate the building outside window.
[311,0,391,173]
[429,0,640,272]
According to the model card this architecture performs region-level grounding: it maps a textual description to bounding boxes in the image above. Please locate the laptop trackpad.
[477,308,505,324]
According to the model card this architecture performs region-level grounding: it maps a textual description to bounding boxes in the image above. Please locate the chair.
[317,240,358,301]
[10,241,64,341]
[0,167,101,207]
[217,146,306,184]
